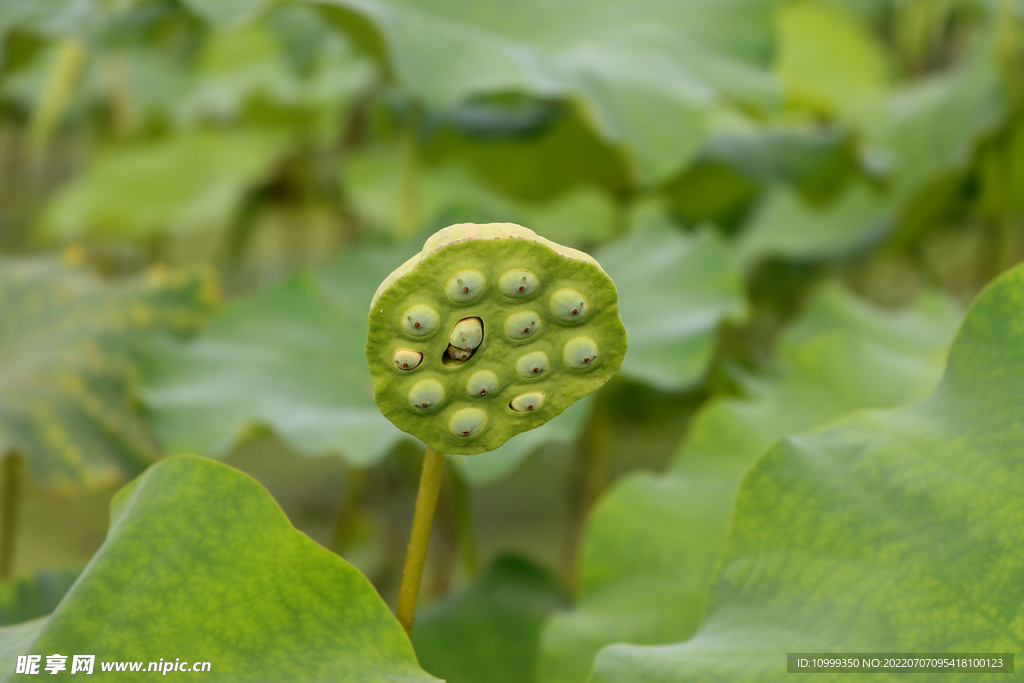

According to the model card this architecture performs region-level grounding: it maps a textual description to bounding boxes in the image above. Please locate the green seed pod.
[466,370,499,397]
[394,349,423,371]
[446,270,486,303]
[549,289,588,323]
[409,380,444,411]
[504,310,541,341]
[510,392,544,412]
[449,408,487,438]
[449,317,483,351]
[500,269,540,298]
[401,305,440,337]
[516,350,550,378]
[366,223,627,455]
[563,337,599,370]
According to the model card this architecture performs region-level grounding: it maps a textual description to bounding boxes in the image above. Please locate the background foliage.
[0,0,1022,680]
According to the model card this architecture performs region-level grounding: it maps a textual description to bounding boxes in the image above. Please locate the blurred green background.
[0,0,1022,681]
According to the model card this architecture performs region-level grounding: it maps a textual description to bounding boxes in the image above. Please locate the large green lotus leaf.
[413,555,568,683]
[736,181,892,265]
[38,129,289,240]
[855,41,1006,210]
[538,283,961,683]
[589,267,1024,683]
[312,0,780,185]
[346,145,616,249]
[142,246,413,467]
[0,570,79,627]
[0,456,438,682]
[0,258,214,488]
[179,0,276,27]
[425,107,631,202]
[775,0,888,115]
[595,224,746,392]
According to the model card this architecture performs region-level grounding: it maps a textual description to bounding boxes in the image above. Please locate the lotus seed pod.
[401,305,440,337]
[449,408,487,438]
[446,270,486,303]
[516,350,549,378]
[510,392,544,412]
[449,317,483,351]
[366,223,627,455]
[467,370,499,397]
[394,349,423,371]
[500,269,540,298]
[563,337,599,370]
[550,289,588,323]
[504,311,541,341]
[408,380,444,411]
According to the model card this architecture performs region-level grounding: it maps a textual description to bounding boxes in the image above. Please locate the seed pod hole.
[466,370,499,397]
[504,310,541,341]
[449,408,487,438]
[510,392,544,412]
[401,305,440,337]
[393,349,423,371]
[449,317,483,352]
[442,317,484,366]
[515,350,550,378]
[499,269,540,298]
[446,270,486,303]
[550,289,588,323]
[408,380,444,412]
[563,337,599,370]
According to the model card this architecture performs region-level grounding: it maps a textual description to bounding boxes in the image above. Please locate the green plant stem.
[562,395,611,593]
[449,467,478,577]
[0,454,22,582]
[396,446,446,637]
[329,466,368,554]
[397,104,422,242]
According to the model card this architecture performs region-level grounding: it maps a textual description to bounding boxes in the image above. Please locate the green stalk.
[449,467,478,577]
[0,454,22,582]
[561,396,611,592]
[396,446,446,637]
[397,104,422,241]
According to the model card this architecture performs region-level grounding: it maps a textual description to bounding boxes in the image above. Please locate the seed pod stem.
[396,446,446,637]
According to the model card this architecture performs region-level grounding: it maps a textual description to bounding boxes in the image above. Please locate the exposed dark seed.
[462,430,469,436]
[583,357,590,363]
[533,367,540,372]
[414,321,421,328]
[571,308,578,315]
[463,286,469,292]
[421,402,429,408]
[518,285,525,291]
[480,389,486,395]
[527,404,534,410]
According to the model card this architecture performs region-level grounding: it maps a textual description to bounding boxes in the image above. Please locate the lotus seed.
[499,269,540,298]
[550,289,588,323]
[446,270,486,303]
[449,317,483,352]
[401,305,440,337]
[516,350,550,378]
[563,337,599,369]
[449,408,487,438]
[510,392,544,412]
[447,345,472,361]
[504,310,542,341]
[466,370,499,397]
[393,349,423,371]
[408,380,445,411]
